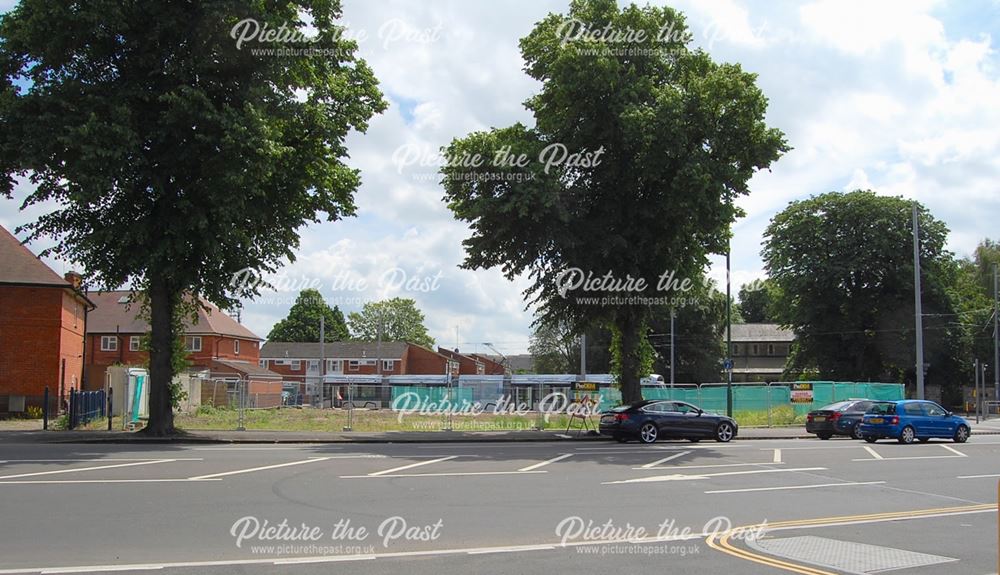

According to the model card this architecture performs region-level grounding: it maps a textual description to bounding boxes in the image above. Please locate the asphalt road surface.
[0,436,997,575]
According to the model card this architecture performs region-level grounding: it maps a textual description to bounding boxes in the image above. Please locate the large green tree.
[738,279,778,323]
[268,289,349,342]
[441,0,787,403]
[528,315,612,374]
[762,190,963,394]
[647,280,728,383]
[348,298,435,348]
[0,1,385,434]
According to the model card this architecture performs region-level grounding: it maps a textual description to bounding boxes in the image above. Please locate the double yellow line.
[705,503,997,575]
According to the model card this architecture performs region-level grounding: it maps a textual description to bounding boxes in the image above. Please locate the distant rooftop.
[730,323,794,343]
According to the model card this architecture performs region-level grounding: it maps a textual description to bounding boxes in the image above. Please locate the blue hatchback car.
[859,400,970,444]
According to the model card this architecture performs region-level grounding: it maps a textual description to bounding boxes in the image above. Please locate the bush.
[25,405,43,419]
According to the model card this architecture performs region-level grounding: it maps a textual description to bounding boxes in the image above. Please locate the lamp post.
[726,242,733,417]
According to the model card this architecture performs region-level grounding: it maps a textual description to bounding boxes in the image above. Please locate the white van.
[640,373,666,387]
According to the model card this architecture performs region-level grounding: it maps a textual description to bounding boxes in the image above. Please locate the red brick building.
[260,341,459,384]
[437,347,488,375]
[0,226,93,412]
[468,353,507,376]
[84,291,269,390]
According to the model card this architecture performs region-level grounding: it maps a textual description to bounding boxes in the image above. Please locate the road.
[0,436,997,575]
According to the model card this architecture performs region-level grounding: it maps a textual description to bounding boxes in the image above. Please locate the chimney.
[64,271,83,289]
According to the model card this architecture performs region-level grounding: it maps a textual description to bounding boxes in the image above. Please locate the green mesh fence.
[390,386,475,408]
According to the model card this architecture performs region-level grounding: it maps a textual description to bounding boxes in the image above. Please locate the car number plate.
[869,417,883,424]
[814,416,826,422]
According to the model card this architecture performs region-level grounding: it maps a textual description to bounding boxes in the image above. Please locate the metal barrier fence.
[174,378,906,432]
[68,388,106,429]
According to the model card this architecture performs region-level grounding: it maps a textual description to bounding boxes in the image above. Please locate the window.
[100,336,117,352]
[923,403,947,416]
[185,336,202,352]
[767,344,774,356]
[259,359,267,368]
[290,360,301,371]
[349,360,360,371]
[129,336,141,352]
[382,360,394,372]
[326,359,341,372]
[733,344,740,355]
[751,344,759,356]
[363,359,377,366]
[903,403,923,416]
[234,339,240,355]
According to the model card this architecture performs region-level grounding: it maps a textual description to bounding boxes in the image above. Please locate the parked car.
[599,400,738,444]
[859,400,971,444]
[805,399,876,440]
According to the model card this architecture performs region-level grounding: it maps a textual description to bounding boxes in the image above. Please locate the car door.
[674,401,714,436]
[841,401,871,433]
[920,402,950,437]
[639,402,672,435]
[654,402,685,436]
[902,402,928,437]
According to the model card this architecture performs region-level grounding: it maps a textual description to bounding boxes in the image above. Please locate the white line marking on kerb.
[641,451,691,469]
[705,481,886,494]
[772,449,782,463]
[939,445,966,457]
[367,456,457,477]
[0,459,176,480]
[862,446,884,460]
[603,467,827,484]
[188,457,330,480]
[519,453,573,472]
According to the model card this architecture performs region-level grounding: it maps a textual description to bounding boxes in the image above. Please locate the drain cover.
[748,535,957,573]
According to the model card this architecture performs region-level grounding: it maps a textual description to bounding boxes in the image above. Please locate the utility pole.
[726,244,733,417]
[913,204,925,400]
[974,359,980,423]
[579,333,586,379]
[993,263,998,409]
[670,309,675,390]
[319,315,325,408]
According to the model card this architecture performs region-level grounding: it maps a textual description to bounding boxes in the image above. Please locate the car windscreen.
[866,402,896,415]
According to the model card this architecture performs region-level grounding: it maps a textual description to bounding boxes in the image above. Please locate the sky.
[1,0,999,356]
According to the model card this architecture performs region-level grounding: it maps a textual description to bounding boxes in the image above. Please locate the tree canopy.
[0,1,385,434]
[348,298,435,349]
[738,279,778,323]
[267,289,349,342]
[440,0,787,403]
[762,190,963,392]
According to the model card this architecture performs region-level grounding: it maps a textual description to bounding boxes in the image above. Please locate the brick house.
[0,226,94,412]
[260,341,460,385]
[468,353,507,375]
[437,347,490,375]
[84,290,272,390]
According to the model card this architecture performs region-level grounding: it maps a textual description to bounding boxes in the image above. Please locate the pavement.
[1,418,999,444]
[0,436,997,575]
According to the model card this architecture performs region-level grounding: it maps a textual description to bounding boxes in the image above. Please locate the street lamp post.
[726,243,733,417]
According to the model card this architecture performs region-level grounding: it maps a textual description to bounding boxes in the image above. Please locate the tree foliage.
[647,280,727,382]
[348,298,435,349]
[267,289,349,342]
[762,191,963,393]
[528,315,612,374]
[0,1,385,434]
[441,0,787,403]
[738,279,778,323]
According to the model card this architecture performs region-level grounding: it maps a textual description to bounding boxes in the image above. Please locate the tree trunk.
[142,277,177,436]
[619,312,643,404]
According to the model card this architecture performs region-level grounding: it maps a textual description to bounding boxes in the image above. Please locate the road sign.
[723,358,733,370]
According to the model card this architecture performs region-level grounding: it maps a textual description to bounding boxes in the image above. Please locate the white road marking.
[603,467,827,484]
[0,479,221,485]
[862,446,884,460]
[467,545,556,555]
[939,445,966,457]
[190,446,341,451]
[772,449,782,463]
[956,473,1000,479]
[274,555,375,564]
[341,471,547,479]
[631,462,786,471]
[0,458,203,462]
[0,459,176,480]
[188,457,330,480]
[519,453,573,472]
[641,451,691,469]
[851,455,967,462]
[367,456,457,477]
[705,481,886,494]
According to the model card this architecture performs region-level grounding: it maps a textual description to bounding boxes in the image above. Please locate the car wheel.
[852,423,864,440]
[817,433,832,440]
[639,422,658,444]
[715,422,735,443]
[954,425,970,443]
[864,435,878,443]
[898,425,915,444]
